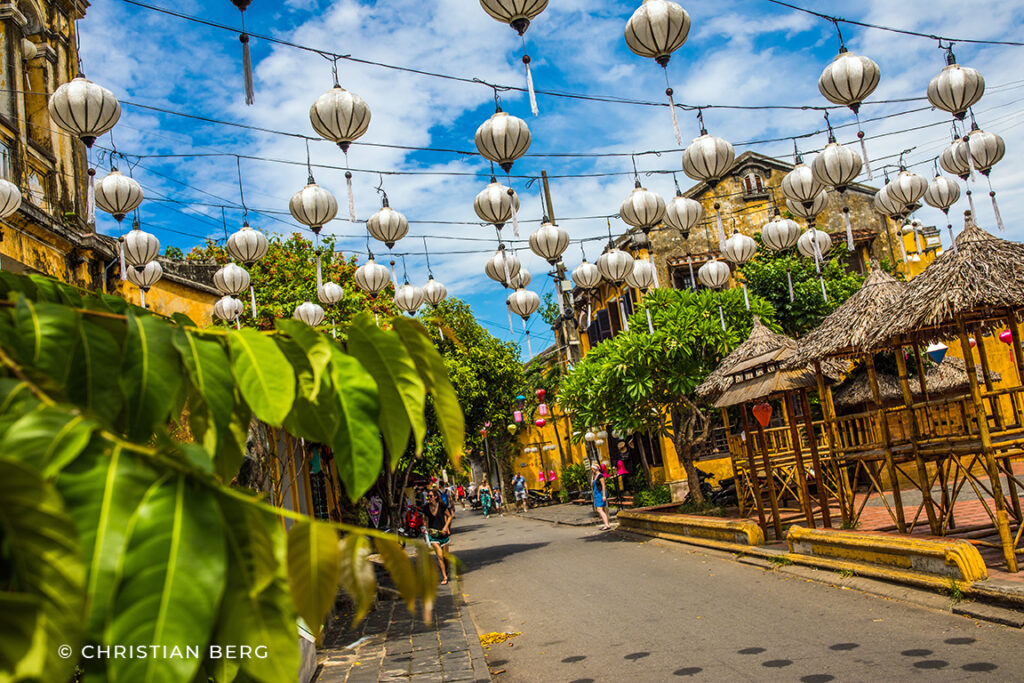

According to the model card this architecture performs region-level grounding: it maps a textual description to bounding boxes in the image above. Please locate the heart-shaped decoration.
[752,402,773,428]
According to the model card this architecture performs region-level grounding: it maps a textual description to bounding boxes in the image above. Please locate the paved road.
[451,513,1023,682]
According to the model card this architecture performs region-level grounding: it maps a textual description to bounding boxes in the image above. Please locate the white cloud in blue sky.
[82,0,1024,352]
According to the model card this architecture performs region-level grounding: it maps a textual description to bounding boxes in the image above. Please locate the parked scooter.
[398,500,424,538]
[683,468,739,507]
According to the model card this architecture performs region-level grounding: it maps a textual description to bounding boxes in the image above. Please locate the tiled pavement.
[317,584,491,682]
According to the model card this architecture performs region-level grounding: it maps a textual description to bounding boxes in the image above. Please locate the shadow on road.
[581,530,647,544]
[453,542,550,571]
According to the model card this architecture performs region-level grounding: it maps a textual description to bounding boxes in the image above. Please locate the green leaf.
[274,336,316,401]
[328,347,382,500]
[106,476,227,683]
[276,318,332,399]
[11,296,77,387]
[284,371,340,446]
[214,495,300,683]
[374,538,418,615]
[337,534,376,626]
[0,458,84,683]
[414,543,438,621]
[0,406,96,476]
[171,312,198,327]
[392,317,465,465]
[229,328,296,427]
[173,329,235,429]
[0,593,43,681]
[0,378,40,436]
[56,443,157,639]
[346,313,425,458]
[286,519,342,639]
[68,317,124,419]
[119,311,184,440]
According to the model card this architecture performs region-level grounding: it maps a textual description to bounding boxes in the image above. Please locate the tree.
[188,232,398,329]
[0,270,460,682]
[738,236,864,337]
[559,287,777,499]
[539,291,560,328]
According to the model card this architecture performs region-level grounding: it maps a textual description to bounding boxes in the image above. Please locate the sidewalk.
[519,502,618,526]
[317,583,491,682]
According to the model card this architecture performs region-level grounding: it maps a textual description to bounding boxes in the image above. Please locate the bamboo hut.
[864,215,1024,571]
[834,356,996,409]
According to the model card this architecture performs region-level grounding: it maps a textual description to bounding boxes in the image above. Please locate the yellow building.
[0,0,218,323]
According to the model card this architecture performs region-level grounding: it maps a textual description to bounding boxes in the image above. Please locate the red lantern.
[538,471,547,483]
[969,337,977,348]
[535,418,546,427]
[538,402,549,416]
[536,388,546,400]
[1000,329,1013,345]
[548,470,557,481]
[752,402,773,428]
[600,463,610,477]
[480,428,488,437]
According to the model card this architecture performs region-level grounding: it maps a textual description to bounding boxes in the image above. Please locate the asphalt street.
[450,512,1023,682]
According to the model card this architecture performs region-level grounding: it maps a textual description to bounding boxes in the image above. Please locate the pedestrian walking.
[424,489,453,585]
[479,480,493,518]
[467,481,477,508]
[591,463,612,530]
[512,472,529,513]
[456,483,466,509]
[493,487,505,516]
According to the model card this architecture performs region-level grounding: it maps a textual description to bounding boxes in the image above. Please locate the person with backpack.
[512,472,529,513]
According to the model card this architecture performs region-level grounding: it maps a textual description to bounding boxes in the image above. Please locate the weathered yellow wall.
[112,276,217,327]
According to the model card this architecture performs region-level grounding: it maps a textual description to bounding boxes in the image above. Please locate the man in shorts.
[512,472,529,513]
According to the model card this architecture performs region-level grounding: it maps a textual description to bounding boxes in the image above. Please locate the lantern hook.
[422,236,433,277]
[672,172,681,195]
[831,18,846,52]
[823,111,835,142]
[373,175,388,205]
[696,108,707,135]
[630,154,640,184]
[938,40,957,66]
[235,156,248,222]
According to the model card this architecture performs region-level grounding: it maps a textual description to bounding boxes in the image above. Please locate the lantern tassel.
[988,181,1005,232]
[717,303,726,331]
[667,90,682,146]
[965,187,976,218]
[249,285,257,318]
[344,164,356,223]
[619,295,629,332]
[896,224,908,263]
[522,319,533,356]
[139,289,145,309]
[742,282,750,310]
[645,305,654,334]
[687,256,696,289]
[236,318,241,331]
[715,207,726,249]
[842,204,854,252]
[86,168,96,227]
[510,194,520,237]
[648,253,659,288]
[332,318,337,339]
[914,228,923,256]
[947,223,959,255]
[819,276,829,303]
[857,128,872,180]
[315,252,323,291]
[241,33,255,106]
[786,266,794,302]
[524,57,539,116]
[507,302,515,335]
[118,239,127,281]
[587,302,591,325]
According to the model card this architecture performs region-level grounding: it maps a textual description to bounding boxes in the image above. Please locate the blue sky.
[81,0,1024,355]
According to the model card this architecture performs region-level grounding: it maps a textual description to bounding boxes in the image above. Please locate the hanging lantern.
[625,258,656,291]
[423,276,447,305]
[624,0,690,66]
[817,50,880,113]
[780,159,825,208]
[797,228,833,259]
[213,263,251,296]
[293,300,326,327]
[394,283,426,313]
[508,266,531,289]
[697,258,729,289]
[618,182,666,232]
[213,295,244,322]
[663,194,702,239]
[474,177,519,229]
[309,86,371,153]
[999,329,1013,345]
[535,418,546,427]
[366,196,409,248]
[485,247,521,285]
[538,403,549,416]
[475,109,531,173]
[289,180,338,234]
[886,169,928,207]
[924,175,961,213]
[94,169,143,222]
[872,185,905,220]
[48,76,121,147]
[785,191,828,221]
[123,225,160,270]
[480,0,548,34]
[507,287,541,319]
[596,248,635,284]
[722,230,757,265]
[760,216,800,251]
[126,259,162,292]
[0,178,22,220]
[508,423,518,434]
[226,223,269,265]
[967,128,1005,173]
[584,430,596,442]
[927,48,984,121]
[318,281,345,305]
[682,130,735,188]
[940,138,972,179]
[752,402,773,428]
[572,260,602,289]
[529,221,570,264]
[926,342,948,364]
[354,258,391,295]
[537,388,546,399]
[811,138,862,192]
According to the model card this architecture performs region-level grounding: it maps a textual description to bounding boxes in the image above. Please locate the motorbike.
[397,501,424,538]
[683,468,739,507]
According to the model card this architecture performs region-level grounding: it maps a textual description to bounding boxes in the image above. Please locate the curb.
[450,580,492,682]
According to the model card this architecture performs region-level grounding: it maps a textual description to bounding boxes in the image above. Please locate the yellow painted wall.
[112,276,217,327]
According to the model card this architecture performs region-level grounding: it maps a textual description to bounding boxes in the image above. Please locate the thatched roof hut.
[833,356,997,408]
[697,316,843,403]
[711,346,823,408]
[868,216,1024,347]
[791,265,905,365]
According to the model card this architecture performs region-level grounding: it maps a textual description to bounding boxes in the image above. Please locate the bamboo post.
[866,355,907,533]
[974,325,1004,431]
[752,404,784,540]
[720,407,746,517]
[814,361,851,524]
[912,344,929,402]
[783,390,816,527]
[894,344,941,535]
[739,405,768,532]
[800,387,833,528]
[959,318,1018,572]
[1007,309,1024,386]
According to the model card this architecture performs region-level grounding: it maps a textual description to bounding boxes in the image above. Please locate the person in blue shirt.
[591,463,612,530]
[512,472,529,513]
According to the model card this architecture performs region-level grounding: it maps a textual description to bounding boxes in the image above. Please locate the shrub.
[634,485,672,508]
[561,463,589,493]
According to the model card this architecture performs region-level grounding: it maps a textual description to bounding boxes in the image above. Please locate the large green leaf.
[119,311,184,440]
[0,458,84,683]
[56,443,158,638]
[68,317,124,419]
[172,329,235,429]
[229,328,296,427]
[0,593,43,681]
[276,319,331,399]
[392,318,465,464]
[11,296,77,387]
[286,519,341,639]
[346,314,425,459]
[328,347,382,500]
[336,534,376,626]
[106,476,227,683]
[213,496,300,683]
[0,378,40,436]
[284,370,340,446]
[274,336,317,401]
[0,406,96,477]
[374,537,418,615]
